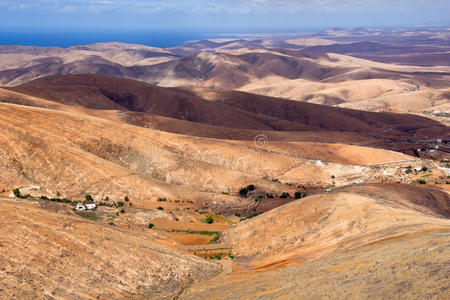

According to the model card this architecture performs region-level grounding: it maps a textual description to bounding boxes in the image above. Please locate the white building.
[85,203,97,210]
[76,203,86,211]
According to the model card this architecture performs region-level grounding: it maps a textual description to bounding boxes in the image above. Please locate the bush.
[148,223,154,229]
[294,192,302,199]
[421,167,428,172]
[331,175,335,179]
[124,196,129,201]
[13,188,20,197]
[239,187,249,198]
[85,194,93,202]
[120,208,125,213]
[280,192,290,199]
[405,169,413,174]
[266,193,274,198]
[245,212,260,219]
[157,197,167,202]
[234,213,241,217]
[202,215,214,224]
[157,206,164,210]
[247,184,255,191]
[417,179,427,185]
[208,234,219,244]
[116,201,124,207]
[40,196,49,200]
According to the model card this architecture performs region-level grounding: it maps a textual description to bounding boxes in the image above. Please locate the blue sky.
[0,0,448,31]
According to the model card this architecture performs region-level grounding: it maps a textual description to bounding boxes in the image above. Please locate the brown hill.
[221,183,450,269]
[0,197,220,299]
[7,74,447,139]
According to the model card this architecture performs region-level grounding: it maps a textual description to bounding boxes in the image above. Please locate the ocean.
[0,28,218,48]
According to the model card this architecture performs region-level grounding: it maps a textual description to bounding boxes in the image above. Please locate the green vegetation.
[148,223,154,229]
[266,193,274,198]
[116,201,124,207]
[405,168,413,174]
[421,174,432,178]
[294,192,302,199]
[124,196,129,201]
[331,175,335,179]
[98,201,114,207]
[157,197,167,202]
[157,206,164,210]
[202,215,214,224]
[208,235,220,244]
[221,191,230,195]
[421,167,428,172]
[85,194,93,202]
[13,188,20,197]
[75,211,100,221]
[244,212,261,220]
[280,192,290,199]
[247,184,255,191]
[120,208,125,213]
[417,179,427,185]
[239,187,249,197]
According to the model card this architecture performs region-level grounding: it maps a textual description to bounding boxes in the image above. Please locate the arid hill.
[181,184,450,299]
[7,74,447,139]
[0,197,220,299]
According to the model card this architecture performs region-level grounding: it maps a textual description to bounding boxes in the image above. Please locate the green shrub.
[157,197,167,202]
[417,179,427,185]
[157,206,164,210]
[266,193,274,198]
[148,223,154,229]
[215,254,222,260]
[247,184,255,191]
[234,213,241,217]
[245,212,260,219]
[120,208,125,213]
[421,167,428,172]
[208,235,220,244]
[239,187,249,198]
[13,188,20,197]
[405,169,413,174]
[331,175,335,179]
[294,192,302,199]
[203,215,214,224]
[280,192,290,199]
[124,196,129,201]
[85,194,93,202]
[40,196,49,200]
[116,201,124,207]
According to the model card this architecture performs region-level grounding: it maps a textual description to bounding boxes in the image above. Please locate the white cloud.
[0,0,447,15]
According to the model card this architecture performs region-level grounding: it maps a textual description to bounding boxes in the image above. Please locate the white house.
[85,203,97,210]
[76,203,86,211]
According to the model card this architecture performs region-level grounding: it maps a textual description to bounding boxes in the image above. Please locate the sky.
[0,0,449,31]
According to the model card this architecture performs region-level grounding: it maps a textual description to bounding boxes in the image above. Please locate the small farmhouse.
[76,203,86,211]
[85,203,96,210]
